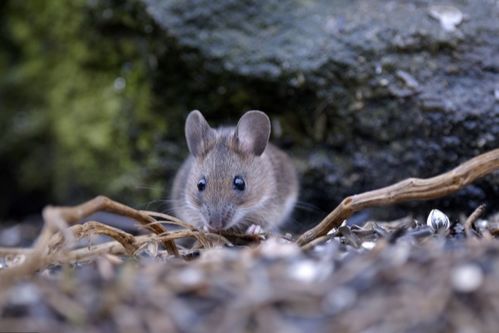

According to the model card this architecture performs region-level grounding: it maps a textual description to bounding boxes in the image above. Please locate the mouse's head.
[183,110,274,231]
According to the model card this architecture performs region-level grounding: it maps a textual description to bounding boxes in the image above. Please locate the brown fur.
[171,111,298,232]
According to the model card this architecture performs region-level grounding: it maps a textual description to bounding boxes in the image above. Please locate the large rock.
[144,0,499,225]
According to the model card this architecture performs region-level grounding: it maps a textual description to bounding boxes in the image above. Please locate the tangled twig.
[46,196,178,254]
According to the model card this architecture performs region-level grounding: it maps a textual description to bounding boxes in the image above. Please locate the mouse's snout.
[205,205,234,231]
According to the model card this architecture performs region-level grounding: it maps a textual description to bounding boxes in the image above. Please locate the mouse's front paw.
[246,224,264,235]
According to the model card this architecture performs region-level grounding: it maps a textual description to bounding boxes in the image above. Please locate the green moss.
[0,0,163,211]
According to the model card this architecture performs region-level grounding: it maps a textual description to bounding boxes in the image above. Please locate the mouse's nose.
[207,210,224,230]
[207,207,234,231]
[208,217,223,230]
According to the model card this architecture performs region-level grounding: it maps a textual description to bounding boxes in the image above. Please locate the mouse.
[171,110,298,234]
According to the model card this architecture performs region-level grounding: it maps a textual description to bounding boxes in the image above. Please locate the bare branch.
[297,149,499,246]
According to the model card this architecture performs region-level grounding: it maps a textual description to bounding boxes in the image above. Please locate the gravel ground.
[1,210,499,333]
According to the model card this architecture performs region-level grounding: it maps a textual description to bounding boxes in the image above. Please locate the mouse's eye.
[233,176,245,191]
[197,177,207,192]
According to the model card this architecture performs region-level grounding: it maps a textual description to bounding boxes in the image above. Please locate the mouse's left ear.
[234,110,271,156]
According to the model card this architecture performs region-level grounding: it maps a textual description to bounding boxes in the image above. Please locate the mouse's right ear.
[185,110,215,157]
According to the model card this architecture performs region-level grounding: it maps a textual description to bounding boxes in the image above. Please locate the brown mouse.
[171,110,298,233]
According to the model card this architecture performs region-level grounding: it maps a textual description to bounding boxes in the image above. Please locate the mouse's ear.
[234,110,271,156]
[185,110,215,157]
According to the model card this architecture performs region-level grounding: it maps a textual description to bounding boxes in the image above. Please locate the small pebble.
[259,237,301,259]
[8,283,41,305]
[361,241,376,250]
[0,226,22,246]
[324,287,357,313]
[388,242,411,265]
[176,268,204,287]
[147,241,159,257]
[288,260,319,283]
[451,264,483,293]
[474,219,488,231]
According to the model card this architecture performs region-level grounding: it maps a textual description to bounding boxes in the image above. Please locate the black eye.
[197,177,206,192]
[233,176,245,191]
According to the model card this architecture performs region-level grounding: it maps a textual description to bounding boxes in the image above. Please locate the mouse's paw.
[246,224,263,235]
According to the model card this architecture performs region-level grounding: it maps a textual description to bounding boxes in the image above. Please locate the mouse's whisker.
[293,201,325,213]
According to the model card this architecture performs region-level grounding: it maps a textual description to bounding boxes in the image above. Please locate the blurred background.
[0,0,497,231]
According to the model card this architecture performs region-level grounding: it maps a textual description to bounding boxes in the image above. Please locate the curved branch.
[297,149,499,246]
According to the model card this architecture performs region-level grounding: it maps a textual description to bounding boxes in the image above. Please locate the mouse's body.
[171,110,298,233]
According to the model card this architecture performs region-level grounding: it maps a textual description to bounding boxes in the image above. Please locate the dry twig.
[464,204,487,237]
[0,224,239,282]
[297,149,499,246]
[48,221,139,255]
